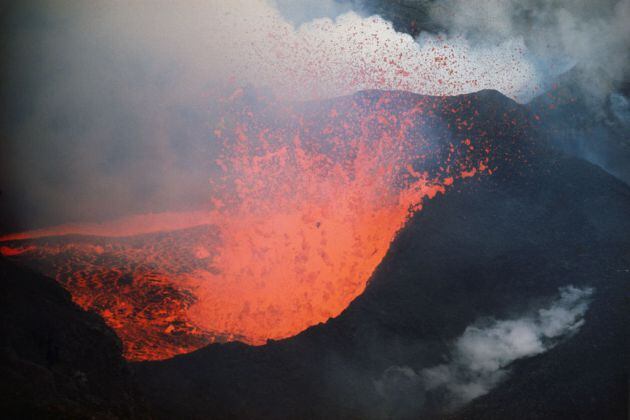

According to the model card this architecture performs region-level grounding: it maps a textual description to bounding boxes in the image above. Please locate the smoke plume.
[1,0,627,230]
[430,0,630,102]
[376,285,594,411]
[0,0,543,230]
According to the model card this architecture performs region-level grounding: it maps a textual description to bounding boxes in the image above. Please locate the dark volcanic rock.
[132,90,630,419]
[449,273,628,420]
[0,258,146,418]
[528,70,630,187]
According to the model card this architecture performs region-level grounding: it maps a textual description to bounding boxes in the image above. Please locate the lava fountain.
[1,90,496,360]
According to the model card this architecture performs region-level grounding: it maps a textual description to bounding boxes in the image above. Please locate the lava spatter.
[1,91,497,361]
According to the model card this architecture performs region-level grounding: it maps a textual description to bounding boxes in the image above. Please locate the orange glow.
[0,211,216,242]
[0,245,36,256]
[0,91,492,361]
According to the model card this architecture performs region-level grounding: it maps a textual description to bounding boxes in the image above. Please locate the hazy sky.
[0,0,627,230]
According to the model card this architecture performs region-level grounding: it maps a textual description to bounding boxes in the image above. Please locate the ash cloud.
[0,0,543,232]
[272,0,355,25]
[429,0,630,104]
[1,0,627,232]
[375,285,594,412]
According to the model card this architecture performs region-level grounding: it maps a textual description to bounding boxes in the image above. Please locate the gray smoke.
[0,0,544,231]
[1,1,627,232]
[272,0,355,25]
[375,285,594,411]
[430,0,630,104]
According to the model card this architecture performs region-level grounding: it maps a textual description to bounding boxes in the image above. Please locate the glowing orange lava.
[1,91,493,360]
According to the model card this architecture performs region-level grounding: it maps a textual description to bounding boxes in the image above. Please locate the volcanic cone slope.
[0,258,147,418]
[133,90,630,419]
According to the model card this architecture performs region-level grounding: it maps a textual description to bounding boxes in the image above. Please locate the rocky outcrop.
[0,258,146,418]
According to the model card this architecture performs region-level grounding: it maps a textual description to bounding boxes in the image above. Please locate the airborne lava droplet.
[1,91,494,361]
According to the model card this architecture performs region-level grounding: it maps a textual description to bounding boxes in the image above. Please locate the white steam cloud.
[2,0,627,227]
[376,286,594,410]
[84,0,542,102]
[0,0,545,228]
[430,0,630,103]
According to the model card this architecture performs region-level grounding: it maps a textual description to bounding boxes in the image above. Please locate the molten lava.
[1,91,498,361]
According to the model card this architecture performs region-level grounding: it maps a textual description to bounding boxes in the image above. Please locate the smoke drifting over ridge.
[1,0,628,230]
[430,0,630,103]
[0,0,537,230]
[376,286,594,412]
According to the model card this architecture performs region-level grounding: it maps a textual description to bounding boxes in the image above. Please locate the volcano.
[1,89,627,418]
[128,90,629,419]
[0,89,529,361]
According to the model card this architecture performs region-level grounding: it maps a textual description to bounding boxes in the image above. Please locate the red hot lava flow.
[1,91,494,361]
